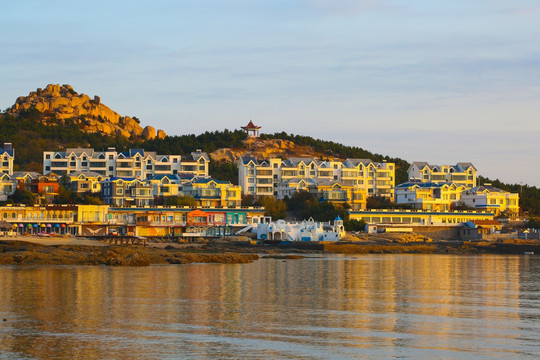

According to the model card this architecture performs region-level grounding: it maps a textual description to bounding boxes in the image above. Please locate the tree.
[163,195,198,207]
[344,218,366,231]
[10,188,36,206]
[259,196,286,220]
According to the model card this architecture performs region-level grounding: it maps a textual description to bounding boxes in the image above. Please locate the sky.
[1,0,539,186]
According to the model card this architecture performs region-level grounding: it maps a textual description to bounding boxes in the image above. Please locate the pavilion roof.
[241,120,261,130]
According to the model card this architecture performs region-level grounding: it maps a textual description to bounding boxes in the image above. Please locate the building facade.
[101,177,154,206]
[181,178,242,207]
[239,157,394,200]
[394,181,467,211]
[408,162,477,188]
[0,143,14,175]
[43,147,209,179]
[460,184,519,217]
[276,177,367,210]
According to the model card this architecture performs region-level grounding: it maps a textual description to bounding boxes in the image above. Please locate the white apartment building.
[238,156,395,200]
[408,162,477,188]
[43,148,209,180]
[461,184,519,217]
[394,181,467,211]
[0,143,14,175]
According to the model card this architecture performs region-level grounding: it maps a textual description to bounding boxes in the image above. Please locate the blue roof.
[395,181,457,189]
[148,174,180,181]
[129,149,144,157]
[192,178,230,185]
[106,177,137,181]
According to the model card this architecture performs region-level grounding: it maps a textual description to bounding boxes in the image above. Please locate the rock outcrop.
[7,84,166,140]
[210,137,329,163]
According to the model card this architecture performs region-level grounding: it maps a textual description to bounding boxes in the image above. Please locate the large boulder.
[142,126,156,140]
[157,130,167,140]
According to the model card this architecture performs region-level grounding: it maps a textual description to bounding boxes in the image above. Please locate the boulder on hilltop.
[6,84,167,140]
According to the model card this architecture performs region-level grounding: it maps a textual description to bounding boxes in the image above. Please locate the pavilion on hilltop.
[241,120,261,137]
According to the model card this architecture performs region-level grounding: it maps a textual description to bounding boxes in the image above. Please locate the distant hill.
[0,85,538,215]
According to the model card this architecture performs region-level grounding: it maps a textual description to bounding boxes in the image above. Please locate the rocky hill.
[210,137,329,162]
[6,84,166,140]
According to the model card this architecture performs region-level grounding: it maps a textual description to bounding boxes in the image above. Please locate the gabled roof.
[457,162,477,171]
[190,150,210,162]
[395,181,456,189]
[409,162,430,171]
[12,171,40,179]
[465,185,508,194]
[239,155,258,165]
[278,177,317,186]
[68,171,104,179]
[190,178,230,185]
[105,177,137,182]
[147,174,181,182]
[286,157,319,166]
[0,149,14,157]
[129,149,145,157]
[65,148,94,157]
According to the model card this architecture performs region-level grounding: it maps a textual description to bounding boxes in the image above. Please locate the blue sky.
[1,0,539,186]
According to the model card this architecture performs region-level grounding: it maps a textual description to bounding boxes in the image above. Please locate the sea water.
[1,254,540,359]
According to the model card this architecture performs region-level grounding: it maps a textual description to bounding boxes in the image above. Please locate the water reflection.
[0,255,539,359]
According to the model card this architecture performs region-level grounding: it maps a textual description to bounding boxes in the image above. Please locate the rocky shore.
[0,241,259,266]
[1,233,538,266]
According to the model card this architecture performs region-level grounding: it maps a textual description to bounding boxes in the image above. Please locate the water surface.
[1,254,540,359]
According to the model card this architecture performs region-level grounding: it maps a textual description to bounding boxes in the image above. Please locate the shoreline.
[0,234,538,266]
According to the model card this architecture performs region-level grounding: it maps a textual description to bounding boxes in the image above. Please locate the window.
[45,154,51,159]
[109,155,114,159]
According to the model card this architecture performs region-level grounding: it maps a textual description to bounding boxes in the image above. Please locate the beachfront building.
[238,156,394,200]
[460,184,520,218]
[349,209,495,226]
[68,171,105,193]
[107,206,265,237]
[43,147,209,180]
[394,181,467,211]
[276,178,367,210]
[0,204,78,235]
[0,143,14,175]
[408,162,477,188]
[0,204,265,237]
[181,178,242,207]
[101,177,154,206]
[254,217,346,241]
